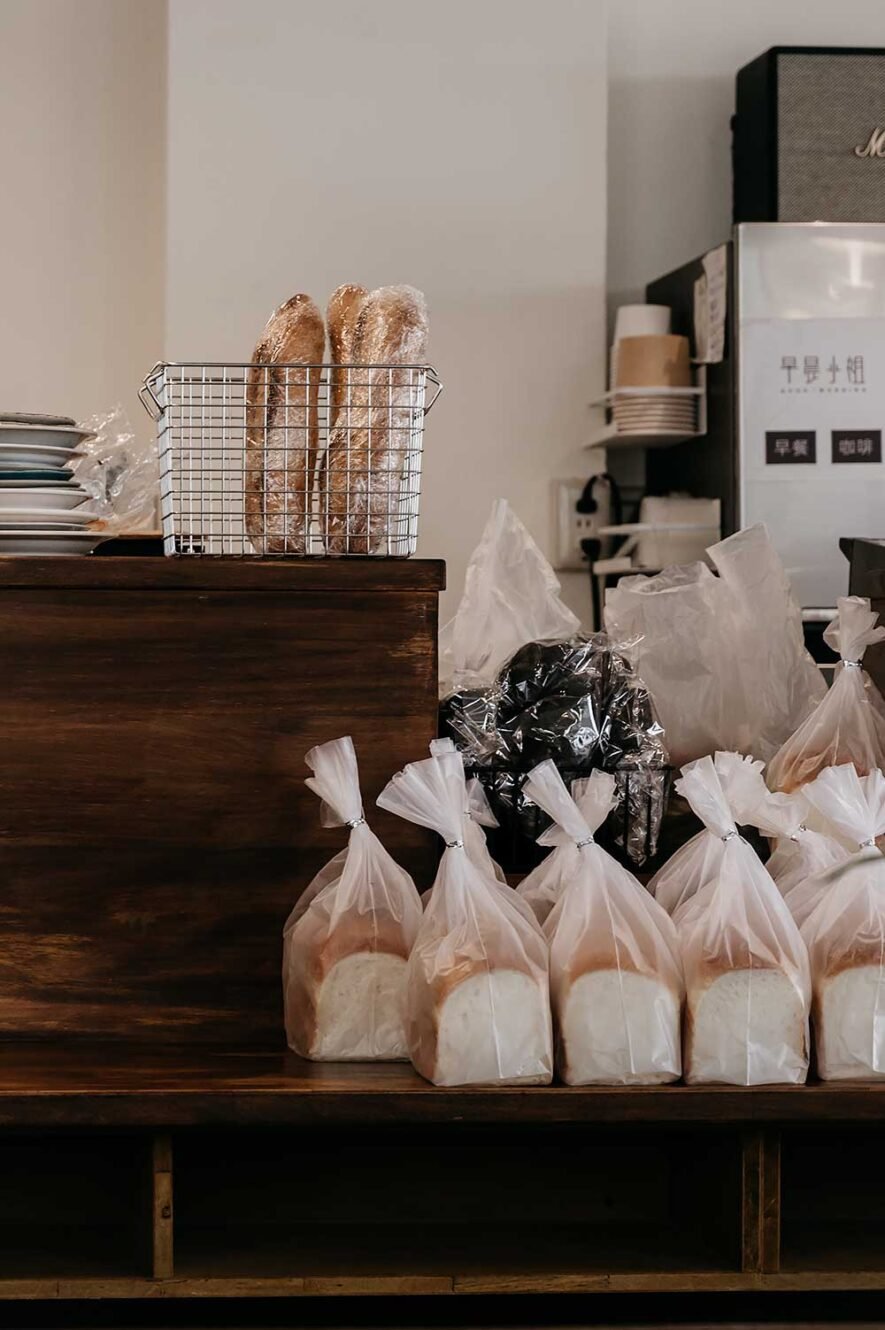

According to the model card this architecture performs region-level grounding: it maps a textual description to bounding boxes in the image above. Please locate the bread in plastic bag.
[674,755,811,1085]
[377,749,553,1086]
[795,766,885,1080]
[283,736,423,1061]
[767,597,885,793]
[522,762,682,1085]
[649,751,768,916]
[517,777,611,926]
[428,739,505,885]
[438,498,580,695]
[605,524,825,767]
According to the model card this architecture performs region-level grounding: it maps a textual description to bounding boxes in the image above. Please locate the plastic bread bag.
[605,524,824,766]
[282,736,423,1061]
[438,499,580,696]
[798,767,885,1080]
[767,597,885,793]
[745,780,846,900]
[522,762,682,1085]
[428,739,505,886]
[377,749,553,1086]
[649,752,768,916]
[674,756,811,1086]
[518,776,615,927]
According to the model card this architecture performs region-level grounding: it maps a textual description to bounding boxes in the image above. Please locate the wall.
[0,0,167,430]
[607,0,885,308]
[165,0,607,621]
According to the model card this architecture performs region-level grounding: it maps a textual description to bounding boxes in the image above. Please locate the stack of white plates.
[610,390,698,437]
[0,414,107,554]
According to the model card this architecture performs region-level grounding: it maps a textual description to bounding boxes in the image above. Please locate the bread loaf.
[246,294,325,554]
[284,906,412,1061]
[410,959,552,1087]
[815,949,885,1080]
[325,285,428,554]
[558,958,681,1087]
[684,959,807,1086]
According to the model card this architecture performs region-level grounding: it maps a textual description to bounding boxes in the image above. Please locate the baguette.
[245,294,325,554]
[325,284,428,554]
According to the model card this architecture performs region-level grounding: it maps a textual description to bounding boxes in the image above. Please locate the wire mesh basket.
[139,362,442,557]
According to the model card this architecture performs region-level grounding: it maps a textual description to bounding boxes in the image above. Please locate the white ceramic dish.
[0,507,97,527]
[0,530,108,555]
[0,422,93,448]
[0,412,77,427]
[0,441,85,469]
[0,487,90,510]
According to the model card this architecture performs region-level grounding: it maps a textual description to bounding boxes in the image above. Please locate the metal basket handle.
[139,364,165,420]
[423,368,443,415]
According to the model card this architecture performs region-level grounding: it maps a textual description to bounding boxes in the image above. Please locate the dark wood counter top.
[0,1044,883,1127]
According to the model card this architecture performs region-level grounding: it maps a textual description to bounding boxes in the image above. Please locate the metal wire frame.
[140,362,442,557]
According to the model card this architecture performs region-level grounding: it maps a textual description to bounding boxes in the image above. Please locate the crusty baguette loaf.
[326,283,367,417]
[325,284,428,555]
[246,294,325,554]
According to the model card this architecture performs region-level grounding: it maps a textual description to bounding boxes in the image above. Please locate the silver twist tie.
[861,837,878,849]
[789,824,808,843]
[843,660,863,670]
[445,838,465,849]
[721,829,739,843]
[575,835,595,849]
[347,816,367,829]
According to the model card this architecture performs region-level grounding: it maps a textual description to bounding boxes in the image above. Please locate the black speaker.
[733,46,885,222]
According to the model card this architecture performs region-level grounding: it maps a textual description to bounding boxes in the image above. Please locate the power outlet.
[554,478,602,571]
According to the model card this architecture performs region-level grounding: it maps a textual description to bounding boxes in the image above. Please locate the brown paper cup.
[615,335,691,388]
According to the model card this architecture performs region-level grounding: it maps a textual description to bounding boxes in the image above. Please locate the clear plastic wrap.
[282,736,423,1061]
[439,501,669,869]
[798,766,885,1080]
[522,762,682,1085]
[674,756,811,1086]
[377,749,553,1086]
[767,597,885,793]
[73,404,159,533]
[605,524,825,767]
[428,739,505,886]
[649,752,768,916]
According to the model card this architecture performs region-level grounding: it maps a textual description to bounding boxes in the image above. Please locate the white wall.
[165,0,607,620]
[0,0,167,429]
[608,0,885,308]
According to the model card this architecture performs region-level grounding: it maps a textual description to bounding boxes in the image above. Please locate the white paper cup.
[613,304,671,343]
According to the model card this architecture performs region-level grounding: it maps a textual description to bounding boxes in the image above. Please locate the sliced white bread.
[558,967,681,1086]
[686,964,807,1085]
[817,955,885,1080]
[415,965,552,1087]
[285,912,410,1061]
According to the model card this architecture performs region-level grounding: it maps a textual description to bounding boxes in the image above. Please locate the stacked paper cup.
[610,306,696,437]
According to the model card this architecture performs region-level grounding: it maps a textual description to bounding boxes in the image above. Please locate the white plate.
[0,507,98,527]
[0,487,90,510]
[0,412,77,427]
[0,441,85,468]
[0,423,93,449]
[0,530,108,555]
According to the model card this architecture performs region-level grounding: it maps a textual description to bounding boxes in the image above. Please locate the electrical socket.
[554,478,602,572]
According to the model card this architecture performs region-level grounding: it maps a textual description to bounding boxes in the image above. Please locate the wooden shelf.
[1,1045,885,1127]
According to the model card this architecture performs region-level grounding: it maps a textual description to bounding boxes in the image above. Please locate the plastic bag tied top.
[746,780,847,901]
[649,751,768,917]
[768,596,885,793]
[425,739,505,889]
[518,775,621,926]
[798,766,885,1080]
[377,750,553,1087]
[439,498,580,695]
[521,761,683,1086]
[605,523,825,767]
[282,736,422,1062]
[674,755,811,1086]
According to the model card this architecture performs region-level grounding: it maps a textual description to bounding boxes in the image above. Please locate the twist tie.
[347,816,367,829]
[445,838,465,850]
[721,829,739,843]
[843,660,863,670]
[575,835,595,849]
